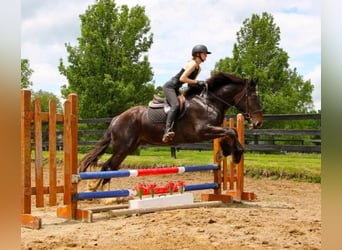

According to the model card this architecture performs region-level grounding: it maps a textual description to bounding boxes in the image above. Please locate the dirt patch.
[21,171,321,249]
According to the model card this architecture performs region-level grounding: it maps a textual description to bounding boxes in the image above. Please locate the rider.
[162,44,211,143]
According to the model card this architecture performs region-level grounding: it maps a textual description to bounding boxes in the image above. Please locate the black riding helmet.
[192,44,212,56]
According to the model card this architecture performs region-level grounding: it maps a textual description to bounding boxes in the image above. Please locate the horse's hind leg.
[87,152,129,191]
[100,153,126,186]
[96,142,139,191]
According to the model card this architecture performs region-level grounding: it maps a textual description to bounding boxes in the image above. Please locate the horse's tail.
[78,121,114,172]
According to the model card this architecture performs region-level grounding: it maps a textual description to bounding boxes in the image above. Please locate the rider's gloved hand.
[197,80,207,85]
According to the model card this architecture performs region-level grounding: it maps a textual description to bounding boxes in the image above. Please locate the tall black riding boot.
[162,108,177,143]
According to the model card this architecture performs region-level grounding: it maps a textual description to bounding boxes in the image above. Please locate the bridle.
[206,81,262,123]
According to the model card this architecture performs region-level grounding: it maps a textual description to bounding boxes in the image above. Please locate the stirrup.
[162,131,175,143]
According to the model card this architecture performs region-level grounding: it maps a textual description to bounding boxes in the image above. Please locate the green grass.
[39,147,321,183]
[122,147,215,167]
[244,152,321,183]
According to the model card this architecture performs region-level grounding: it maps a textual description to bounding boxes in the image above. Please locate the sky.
[21,0,321,110]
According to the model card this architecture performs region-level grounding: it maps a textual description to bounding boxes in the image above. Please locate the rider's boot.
[162,109,177,143]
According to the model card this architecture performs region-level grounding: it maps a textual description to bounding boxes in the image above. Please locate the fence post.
[56,93,90,221]
[60,94,79,219]
[33,99,44,207]
[21,89,32,215]
[48,100,57,205]
[21,89,42,229]
[236,113,245,200]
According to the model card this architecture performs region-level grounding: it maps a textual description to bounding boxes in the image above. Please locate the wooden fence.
[39,113,321,154]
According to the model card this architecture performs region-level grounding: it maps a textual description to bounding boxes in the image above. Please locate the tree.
[214,12,314,114]
[59,0,155,118]
[31,90,63,113]
[31,90,63,146]
[21,58,34,89]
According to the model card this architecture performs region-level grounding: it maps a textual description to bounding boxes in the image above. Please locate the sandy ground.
[21,170,321,250]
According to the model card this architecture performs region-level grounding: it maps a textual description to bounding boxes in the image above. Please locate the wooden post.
[21,89,42,229]
[235,114,244,200]
[21,89,32,215]
[60,94,80,219]
[212,136,221,196]
[34,99,44,207]
[228,118,235,190]
[63,99,71,209]
[57,93,91,221]
[222,118,228,191]
[48,100,57,206]
[69,93,79,219]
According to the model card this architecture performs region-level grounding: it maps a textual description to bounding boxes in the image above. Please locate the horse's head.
[189,72,263,128]
[233,78,263,128]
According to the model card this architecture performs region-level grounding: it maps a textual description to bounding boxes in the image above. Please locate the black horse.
[79,72,263,190]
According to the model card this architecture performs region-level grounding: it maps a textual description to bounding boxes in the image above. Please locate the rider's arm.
[179,60,201,84]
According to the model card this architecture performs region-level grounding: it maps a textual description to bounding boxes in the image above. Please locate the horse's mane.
[184,72,245,97]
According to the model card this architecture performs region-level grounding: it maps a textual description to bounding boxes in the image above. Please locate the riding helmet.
[192,44,212,56]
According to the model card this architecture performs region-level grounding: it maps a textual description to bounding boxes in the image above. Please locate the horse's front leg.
[219,132,244,163]
[203,126,244,163]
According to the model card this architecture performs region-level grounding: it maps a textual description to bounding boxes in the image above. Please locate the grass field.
[77,147,321,183]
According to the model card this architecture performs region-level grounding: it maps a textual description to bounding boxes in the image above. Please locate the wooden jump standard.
[207,114,256,202]
[20,89,78,229]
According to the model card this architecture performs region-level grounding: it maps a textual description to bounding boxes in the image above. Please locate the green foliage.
[59,0,155,118]
[154,86,164,97]
[31,90,63,113]
[214,12,315,115]
[30,90,63,144]
[21,58,34,89]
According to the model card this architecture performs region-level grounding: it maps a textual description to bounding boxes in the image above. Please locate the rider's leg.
[162,85,179,143]
[162,105,178,143]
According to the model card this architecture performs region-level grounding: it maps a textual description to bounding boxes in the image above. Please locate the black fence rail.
[165,114,321,157]
[38,114,321,154]
[242,114,321,153]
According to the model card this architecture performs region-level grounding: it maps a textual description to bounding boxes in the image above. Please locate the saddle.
[148,95,185,112]
[147,95,187,123]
